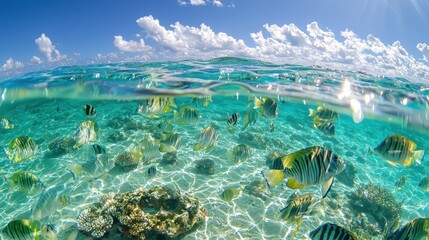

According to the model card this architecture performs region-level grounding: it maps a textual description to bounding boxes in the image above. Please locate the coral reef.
[243,180,268,200]
[347,183,402,237]
[161,152,178,165]
[114,151,140,171]
[47,137,76,156]
[195,158,215,175]
[77,186,206,239]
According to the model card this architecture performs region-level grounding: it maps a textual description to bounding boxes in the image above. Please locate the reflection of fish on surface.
[374,134,425,167]
[309,223,357,240]
[4,136,39,163]
[242,109,258,130]
[74,120,99,148]
[194,126,218,151]
[227,144,252,163]
[68,145,113,180]
[137,97,176,118]
[387,218,429,240]
[1,219,58,240]
[253,97,278,120]
[280,193,317,238]
[262,146,346,198]
[31,184,71,220]
[159,132,181,153]
[174,106,201,125]
[7,171,45,195]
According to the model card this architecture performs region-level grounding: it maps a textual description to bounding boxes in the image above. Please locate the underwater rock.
[47,137,76,156]
[107,130,126,143]
[77,186,206,240]
[114,152,140,171]
[336,161,357,187]
[238,132,267,150]
[195,158,215,175]
[243,180,268,200]
[161,151,178,165]
[347,183,402,237]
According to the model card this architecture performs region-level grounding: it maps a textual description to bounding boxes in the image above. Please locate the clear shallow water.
[0,58,428,239]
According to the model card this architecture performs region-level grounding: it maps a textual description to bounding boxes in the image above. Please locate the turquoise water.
[0,58,428,239]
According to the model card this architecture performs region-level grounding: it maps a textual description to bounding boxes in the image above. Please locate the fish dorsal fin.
[321,176,334,198]
[286,178,307,189]
[281,155,295,169]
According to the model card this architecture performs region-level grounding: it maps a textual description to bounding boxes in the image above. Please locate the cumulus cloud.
[1,58,24,71]
[31,56,43,64]
[213,0,223,7]
[178,0,223,6]
[35,33,65,62]
[113,35,153,52]
[118,15,429,81]
[417,43,429,62]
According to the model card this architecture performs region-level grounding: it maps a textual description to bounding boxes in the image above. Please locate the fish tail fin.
[321,177,335,198]
[261,170,284,188]
[413,150,425,164]
[68,164,83,178]
[253,97,262,109]
[308,108,317,117]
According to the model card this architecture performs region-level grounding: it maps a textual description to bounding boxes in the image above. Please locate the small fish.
[309,106,339,123]
[0,117,14,129]
[309,223,357,240]
[92,144,106,155]
[394,176,407,190]
[74,120,99,147]
[280,193,317,222]
[8,171,44,194]
[387,218,429,240]
[157,119,174,133]
[4,136,39,163]
[192,95,212,107]
[262,146,346,198]
[2,219,41,240]
[137,97,176,118]
[221,188,239,202]
[374,135,425,167]
[227,113,238,125]
[175,106,201,125]
[147,165,157,178]
[68,147,113,179]
[254,97,278,120]
[83,104,97,118]
[159,132,181,153]
[418,177,429,191]
[242,109,258,130]
[194,126,218,151]
[40,224,57,240]
[315,121,335,136]
[227,144,252,163]
[32,185,71,220]
[140,136,161,161]
[270,122,275,132]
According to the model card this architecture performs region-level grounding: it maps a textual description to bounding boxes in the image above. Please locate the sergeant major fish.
[387,217,429,240]
[194,126,218,151]
[68,145,113,180]
[1,219,56,240]
[4,136,38,163]
[221,188,239,202]
[175,106,201,125]
[280,193,317,238]
[253,97,278,120]
[227,144,252,163]
[74,120,99,148]
[309,106,339,123]
[309,223,357,240]
[137,97,176,118]
[159,132,181,153]
[7,171,44,195]
[31,185,71,220]
[374,134,425,167]
[262,146,346,198]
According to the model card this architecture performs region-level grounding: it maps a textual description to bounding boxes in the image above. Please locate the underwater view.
[0,58,429,239]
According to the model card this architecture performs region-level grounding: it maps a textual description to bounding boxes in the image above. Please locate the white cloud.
[190,0,205,5]
[1,58,24,71]
[213,0,223,7]
[113,35,153,52]
[178,0,222,6]
[35,33,65,62]
[31,56,43,64]
[417,43,429,62]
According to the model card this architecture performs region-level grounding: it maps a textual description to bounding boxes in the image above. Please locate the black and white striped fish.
[147,165,157,178]
[5,136,39,163]
[92,144,106,155]
[262,146,345,198]
[83,104,97,118]
[387,218,429,240]
[227,113,238,125]
[309,223,357,240]
[8,171,44,194]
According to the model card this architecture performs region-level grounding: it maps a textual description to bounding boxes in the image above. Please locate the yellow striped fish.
[242,109,258,130]
[309,223,357,240]
[68,149,113,180]
[254,97,278,120]
[137,97,176,118]
[387,218,429,240]
[221,188,239,202]
[4,136,39,163]
[175,106,201,124]
[194,126,218,151]
[159,132,181,153]
[74,120,99,147]
[227,144,252,163]
[280,193,317,238]
[0,117,14,129]
[139,136,160,161]
[261,146,345,198]
[309,106,339,123]
[31,185,71,220]
[418,177,429,191]
[2,219,41,240]
[8,171,44,195]
[374,135,425,167]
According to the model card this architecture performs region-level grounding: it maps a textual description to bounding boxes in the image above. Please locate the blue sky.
[1,0,429,80]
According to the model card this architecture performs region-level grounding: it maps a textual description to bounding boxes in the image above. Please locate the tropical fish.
[31,185,71,220]
[395,176,407,190]
[140,136,160,161]
[147,165,157,178]
[192,95,212,107]
[309,223,357,240]
[40,224,57,240]
[309,106,339,123]
[194,126,218,151]
[280,193,317,238]
[74,120,99,147]
[418,177,429,191]
[227,144,252,163]
[137,97,176,118]
[315,121,335,136]
[254,97,278,120]
[83,104,97,118]
[157,119,174,133]
[159,132,181,153]
[242,109,258,130]
[92,144,106,155]
[387,218,429,240]
[270,122,275,132]
[374,135,425,167]
[227,113,238,125]
[68,147,113,179]
[2,219,42,240]
[221,188,239,202]
[175,106,201,124]
[261,146,346,198]
[0,117,14,129]
[4,136,39,163]
[8,171,44,194]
